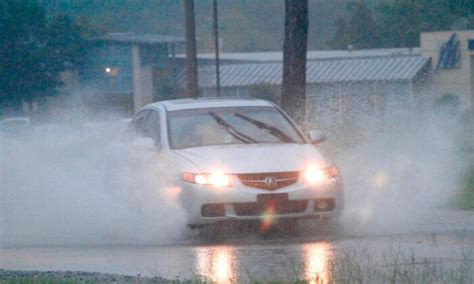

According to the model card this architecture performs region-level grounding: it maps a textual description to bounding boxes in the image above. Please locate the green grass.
[0,271,167,284]
[1,261,472,284]
[2,245,474,283]
[0,278,93,284]
[460,166,474,210]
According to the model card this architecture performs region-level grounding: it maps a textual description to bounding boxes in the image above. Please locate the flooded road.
[2,210,474,282]
[1,120,472,282]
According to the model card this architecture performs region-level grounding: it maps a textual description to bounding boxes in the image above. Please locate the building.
[183,48,419,63]
[68,30,474,123]
[190,48,431,132]
[79,33,184,114]
[421,30,474,110]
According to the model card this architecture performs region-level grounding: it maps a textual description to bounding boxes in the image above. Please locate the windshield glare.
[168,106,304,149]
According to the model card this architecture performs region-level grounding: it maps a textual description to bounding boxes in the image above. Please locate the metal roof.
[96,33,185,45]
[195,56,430,88]
[147,98,272,111]
[176,48,421,62]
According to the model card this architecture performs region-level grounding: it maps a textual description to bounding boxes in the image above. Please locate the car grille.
[237,171,300,191]
[233,200,308,216]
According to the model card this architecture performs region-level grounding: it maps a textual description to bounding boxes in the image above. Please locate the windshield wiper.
[234,112,296,143]
[208,111,256,144]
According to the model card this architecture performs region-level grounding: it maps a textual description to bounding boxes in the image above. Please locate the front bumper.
[177,175,344,225]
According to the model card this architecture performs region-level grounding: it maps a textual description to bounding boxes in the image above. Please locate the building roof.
[147,98,272,111]
[195,55,430,88]
[177,48,421,62]
[96,33,185,45]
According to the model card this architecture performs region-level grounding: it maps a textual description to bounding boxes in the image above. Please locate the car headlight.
[181,172,232,187]
[304,166,339,184]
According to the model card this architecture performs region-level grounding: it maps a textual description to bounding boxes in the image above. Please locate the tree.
[183,0,199,98]
[281,0,308,126]
[0,0,87,115]
[328,18,351,50]
[378,0,462,47]
[329,1,380,49]
[331,0,474,49]
[0,0,47,113]
[46,14,89,70]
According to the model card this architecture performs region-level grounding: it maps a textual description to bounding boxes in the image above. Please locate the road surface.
[1,210,474,282]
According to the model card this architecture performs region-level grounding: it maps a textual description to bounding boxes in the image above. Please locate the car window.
[168,106,304,149]
[122,110,150,141]
[141,110,161,145]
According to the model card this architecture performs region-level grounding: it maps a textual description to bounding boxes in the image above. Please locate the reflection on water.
[195,245,236,283]
[193,241,333,283]
[302,242,334,284]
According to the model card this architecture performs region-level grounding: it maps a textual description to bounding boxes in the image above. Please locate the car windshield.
[168,106,304,149]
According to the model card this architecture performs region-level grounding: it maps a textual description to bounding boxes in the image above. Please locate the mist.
[0,100,470,247]
[0,113,187,247]
[333,111,468,235]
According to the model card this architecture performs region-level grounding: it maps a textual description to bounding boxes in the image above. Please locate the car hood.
[174,143,328,174]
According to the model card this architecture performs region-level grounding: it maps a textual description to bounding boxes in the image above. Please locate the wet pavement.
[1,210,474,282]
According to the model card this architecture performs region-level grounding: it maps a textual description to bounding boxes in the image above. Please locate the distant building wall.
[132,44,154,112]
[201,85,280,103]
[77,33,184,114]
[201,77,427,136]
[305,80,423,135]
[421,30,474,110]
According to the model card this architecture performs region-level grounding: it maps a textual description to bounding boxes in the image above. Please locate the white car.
[0,117,30,133]
[107,98,344,227]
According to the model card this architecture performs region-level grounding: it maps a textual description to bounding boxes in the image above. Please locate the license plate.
[257,193,288,203]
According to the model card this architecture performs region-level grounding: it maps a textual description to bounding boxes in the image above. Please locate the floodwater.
[1,210,474,282]
[1,113,472,282]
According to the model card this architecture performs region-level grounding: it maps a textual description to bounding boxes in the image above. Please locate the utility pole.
[212,0,221,97]
[183,0,199,98]
[281,0,308,126]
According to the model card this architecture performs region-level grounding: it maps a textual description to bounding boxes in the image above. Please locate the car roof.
[146,97,274,111]
[0,116,30,122]
[0,117,30,125]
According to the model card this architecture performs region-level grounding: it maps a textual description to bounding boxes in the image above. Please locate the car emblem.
[263,176,277,187]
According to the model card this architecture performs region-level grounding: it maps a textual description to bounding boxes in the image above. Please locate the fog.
[0,103,469,246]
[0,114,187,246]
[333,112,467,235]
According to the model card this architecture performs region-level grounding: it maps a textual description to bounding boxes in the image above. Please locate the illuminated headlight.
[304,166,339,184]
[181,172,232,187]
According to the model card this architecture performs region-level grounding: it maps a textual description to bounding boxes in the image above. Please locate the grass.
[1,259,472,284]
[458,165,474,210]
[2,241,474,283]
[0,270,167,284]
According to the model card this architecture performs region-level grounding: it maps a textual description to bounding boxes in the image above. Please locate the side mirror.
[133,137,156,151]
[309,129,326,144]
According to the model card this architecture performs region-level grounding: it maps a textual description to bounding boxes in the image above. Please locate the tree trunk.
[212,0,221,97]
[183,0,199,98]
[281,0,308,127]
